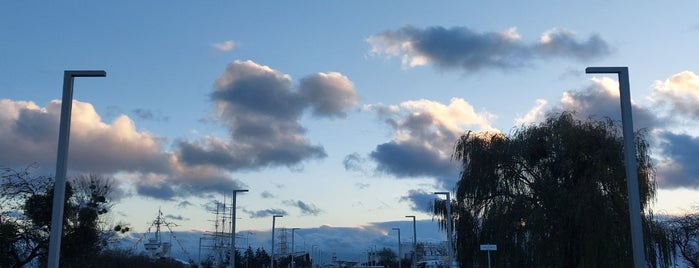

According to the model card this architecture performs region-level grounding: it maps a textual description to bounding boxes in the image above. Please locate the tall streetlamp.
[434,192,454,268]
[48,70,106,268]
[405,216,417,268]
[392,228,402,268]
[312,245,318,268]
[231,189,248,268]
[271,215,283,268]
[291,228,300,268]
[586,67,646,267]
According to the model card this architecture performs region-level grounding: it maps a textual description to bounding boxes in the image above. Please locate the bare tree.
[667,208,699,268]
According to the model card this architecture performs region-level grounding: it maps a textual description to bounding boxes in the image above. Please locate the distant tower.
[278,228,288,255]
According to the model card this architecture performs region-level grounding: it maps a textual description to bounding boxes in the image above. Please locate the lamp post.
[393,228,402,268]
[405,216,416,268]
[586,66,646,268]
[48,70,106,268]
[271,215,283,268]
[434,192,454,268]
[312,245,318,268]
[291,228,300,268]
[231,189,248,268]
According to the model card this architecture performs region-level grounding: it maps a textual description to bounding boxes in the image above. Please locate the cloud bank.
[0,99,245,200]
[356,70,699,213]
[0,60,358,201]
[368,26,611,73]
[176,60,358,171]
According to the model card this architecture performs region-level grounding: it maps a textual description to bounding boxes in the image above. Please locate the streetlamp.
[312,245,318,268]
[405,216,417,268]
[291,228,300,268]
[48,70,106,268]
[231,189,248,268]
[393,228,402,268]
[271,215,283,268]
[434,192,454,268]
[586,67,646,267]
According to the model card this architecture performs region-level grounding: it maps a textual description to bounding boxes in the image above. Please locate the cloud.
[177,200,193,208]
[212,40,236,52]
[165,214,190,221]
[556,77,660,130]
[0,99,170,173]
[655,132,699,189]
[0,99,245,201]
[355,182,370,190]
[176,60,358,171]
[650,71,699,118]
[283,199,323,216]
[131,108,170,122]
[367,26,611,73]
[536,28,611,60]
[343,152,368,172]
[399,189,436,213]
[260,191,276,199]
[242,208,288,219]
[365,98,496,188]
[299,72,359,118]
[514,99,548,125]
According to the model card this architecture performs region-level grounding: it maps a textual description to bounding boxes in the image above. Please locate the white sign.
[480,244,497,251]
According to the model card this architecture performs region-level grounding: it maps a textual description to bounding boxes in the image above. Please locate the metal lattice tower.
[278,228,288,255]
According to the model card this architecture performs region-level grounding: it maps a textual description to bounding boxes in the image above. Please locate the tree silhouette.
[434,112,674,267]
[0,167,125,267]
[666,208,699,267]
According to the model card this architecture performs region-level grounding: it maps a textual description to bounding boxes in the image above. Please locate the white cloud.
[651,71,699,118]
[212,40,236,52]
[0,98,244,200]
[500,27,521,41]
[515,99,548,125]
[0,99,168,173]
[365,98,496,188]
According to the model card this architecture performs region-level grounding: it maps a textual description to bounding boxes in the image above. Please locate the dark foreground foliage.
[434,112,675,267]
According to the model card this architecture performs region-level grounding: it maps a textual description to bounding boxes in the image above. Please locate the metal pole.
[487,251,491,268]
[291,228,299,268]
[586,67,646,267]
[271,215,283,268]
[231,189,248,268]
[406,216,416,268]
[393,228,401,268]
[48,70,105,268]
[434,192,454,268]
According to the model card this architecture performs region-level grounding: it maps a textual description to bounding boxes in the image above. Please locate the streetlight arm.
[585,67,627,74]
[66,70,107,77]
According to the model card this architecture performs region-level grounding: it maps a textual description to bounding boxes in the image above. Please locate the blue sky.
[2,0,699,261]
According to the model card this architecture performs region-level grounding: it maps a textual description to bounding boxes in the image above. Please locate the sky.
[2,0,699,262]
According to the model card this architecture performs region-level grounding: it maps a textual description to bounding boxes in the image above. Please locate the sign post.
[479,244,497,268]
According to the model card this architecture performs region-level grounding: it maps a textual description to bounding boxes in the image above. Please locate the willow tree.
[434,112,674,267]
